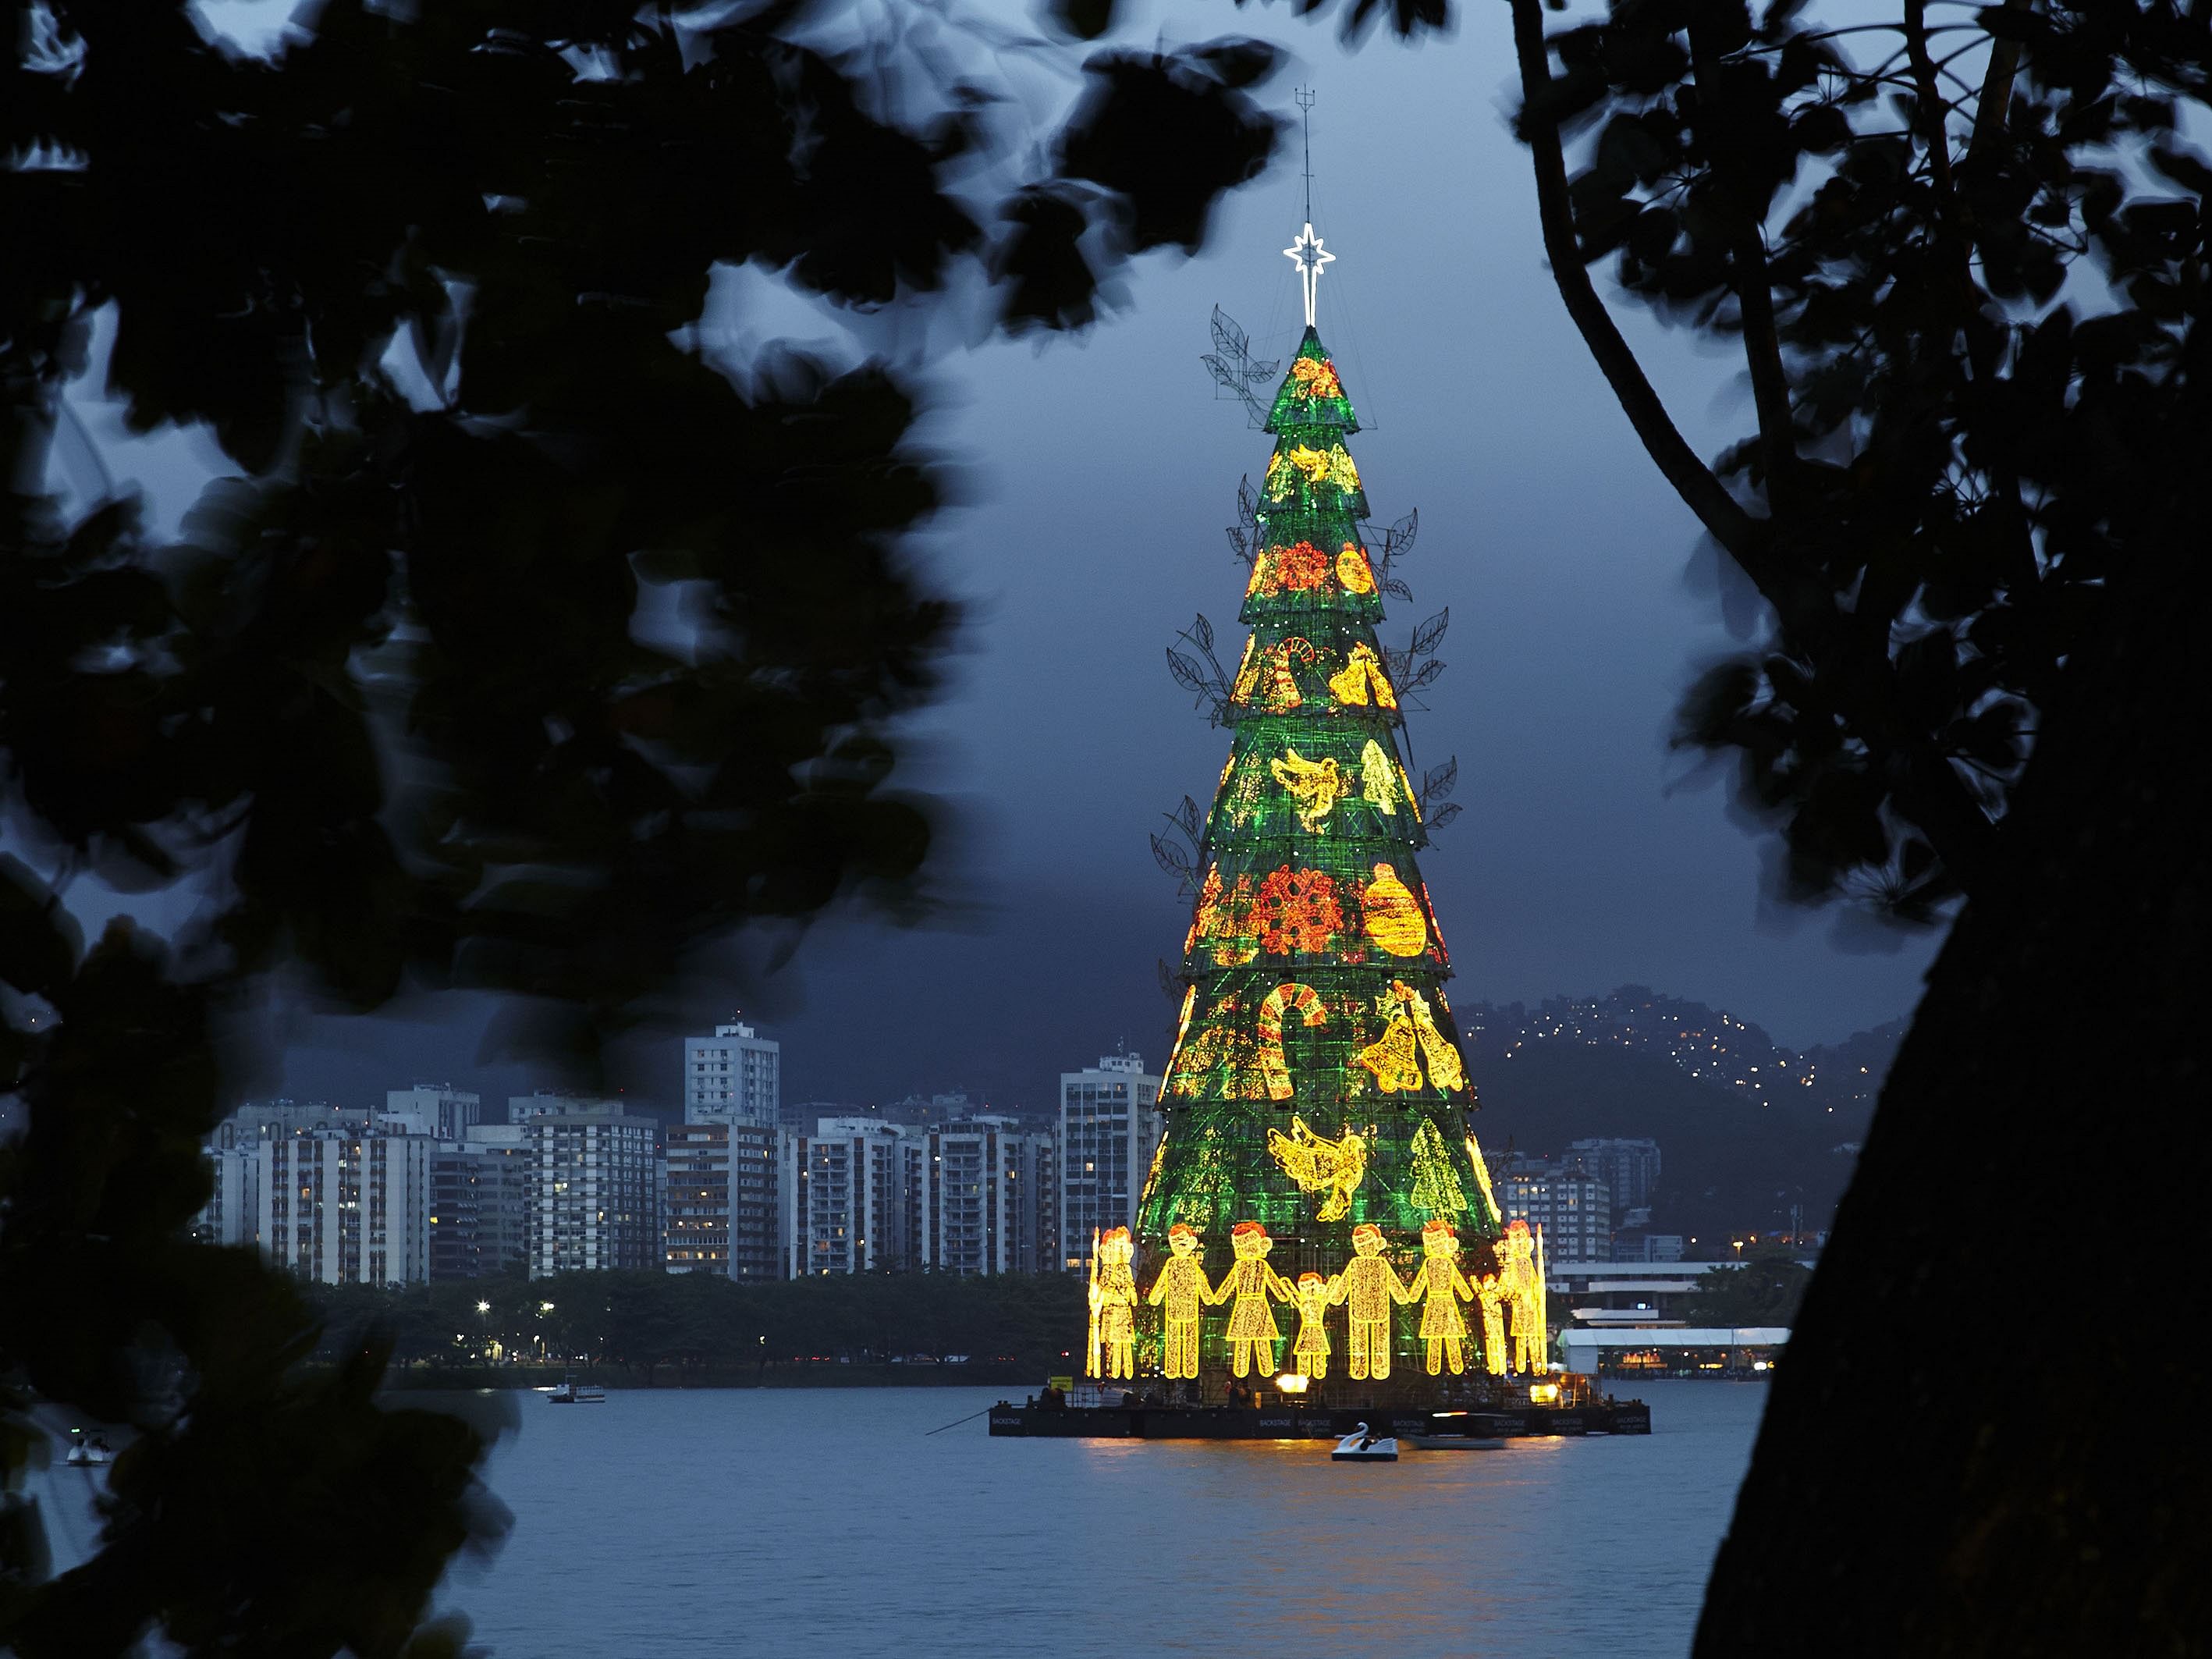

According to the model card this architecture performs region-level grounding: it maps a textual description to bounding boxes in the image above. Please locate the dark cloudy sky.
[69,0,1939,1115]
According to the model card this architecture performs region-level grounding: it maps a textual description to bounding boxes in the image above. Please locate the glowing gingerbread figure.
[1498,1219,1546,1373]
[1088,1226,1138,1380]
[1206,1220,1294,1378]
[1291,1272,1334,1380]
[1331,1222,1411,1381]
[1404,1218,1477,1375]
[1476,1271,1509,1377]
[1145,1223,1215,1380]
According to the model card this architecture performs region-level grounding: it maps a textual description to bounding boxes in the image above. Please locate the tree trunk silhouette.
[1695,496,2209,1649]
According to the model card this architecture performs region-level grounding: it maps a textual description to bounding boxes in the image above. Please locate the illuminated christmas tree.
[1120,194,1514,1398]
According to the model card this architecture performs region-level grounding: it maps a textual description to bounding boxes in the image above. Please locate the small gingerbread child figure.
[1205,1220,1294,1378]
[1476,1270,1509,1376]
[1145,1223,1215,1380]
[1291,1271,1334,1380]
[1404,1217,1477,1375]
[1331,1221,1411,1381]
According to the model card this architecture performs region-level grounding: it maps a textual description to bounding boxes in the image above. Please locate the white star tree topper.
[1284,222,1335,329]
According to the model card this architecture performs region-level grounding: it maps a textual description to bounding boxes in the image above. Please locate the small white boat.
[1331,1422,1398,1462]
[64,1430,113,1467]
[546,1374,607,1405]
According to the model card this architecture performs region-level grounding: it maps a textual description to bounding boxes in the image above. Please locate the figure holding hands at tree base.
[1291,1271,1335,1380]
[1405,1218,1476,1375]
[1207,1220,1294,1378]
[1092,1226,1138,1380]
[1332,1222,1411,1380]
[1146,1223,1214,1380]
[1477,1270,1509,1377]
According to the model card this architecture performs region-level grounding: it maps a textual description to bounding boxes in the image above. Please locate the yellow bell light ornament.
[1361,862,1428,956]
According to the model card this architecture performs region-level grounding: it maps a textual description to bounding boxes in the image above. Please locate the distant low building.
[1566,1136,1662,1214]
[1503,1161,1612,1264]
[388,1083,483,1142]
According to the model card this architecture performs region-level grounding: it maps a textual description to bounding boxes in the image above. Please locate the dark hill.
[1465,1044,1859,1245]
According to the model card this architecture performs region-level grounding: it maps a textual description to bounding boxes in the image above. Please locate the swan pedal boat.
[1330,1423,1399,1462]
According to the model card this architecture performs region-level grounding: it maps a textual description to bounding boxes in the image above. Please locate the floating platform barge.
[990,1377,1650,1441]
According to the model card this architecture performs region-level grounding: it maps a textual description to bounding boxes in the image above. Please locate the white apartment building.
[258,1130,433,1286]
[1503,1163,1613,1264]
[918,1117,1053,1276]
[193,1145,262,1248]
[522,1099,660,1277]
[685,1021,780,1128]
[387,1083,483,1142]
[779,1117,914,1275]
[1057,1051,1162,1270]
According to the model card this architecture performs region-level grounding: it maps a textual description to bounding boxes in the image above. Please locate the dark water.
[438,1380,1764,1658]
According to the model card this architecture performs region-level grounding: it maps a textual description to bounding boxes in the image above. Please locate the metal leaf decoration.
[1410,607,1450,659]
[1166,648,1212,698]
[1150,832,1195,882]
[1201,307,1280,425]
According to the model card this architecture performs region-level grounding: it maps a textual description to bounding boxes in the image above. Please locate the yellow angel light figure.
[1332,1221,1411,1380]
[1405,1219,1477,1375]
[1088,1226,1138,1380]
[1207,1220,1294,1378]
[1269,748,1350,830]
[1266,1116,1367,1222]
[1291,1273,1334,1380]
[1146,1223,1214,1380]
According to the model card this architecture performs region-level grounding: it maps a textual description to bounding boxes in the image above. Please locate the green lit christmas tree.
[1110,211,1526,1401]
